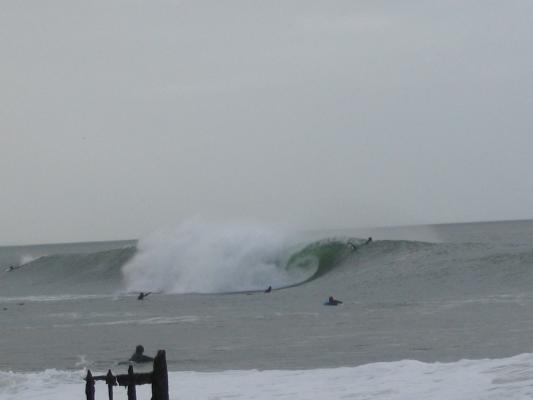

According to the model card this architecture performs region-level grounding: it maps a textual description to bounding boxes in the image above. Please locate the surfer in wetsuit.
[326,296,343,306]
[137,292,151,300]
[366,237,373,244]
[129,345,154,363]
[265,286,272,293]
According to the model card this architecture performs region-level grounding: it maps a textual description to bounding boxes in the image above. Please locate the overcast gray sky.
[1,1,533,245]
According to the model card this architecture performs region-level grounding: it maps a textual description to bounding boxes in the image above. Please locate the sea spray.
[19,254,39,266]
[121,220,312,294]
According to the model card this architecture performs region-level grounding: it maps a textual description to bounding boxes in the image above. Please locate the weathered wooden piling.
[85,370,95,400]
[127,365,137,400]
[105,370,116,400]
[152,350,169,400]
[84,349,168,400]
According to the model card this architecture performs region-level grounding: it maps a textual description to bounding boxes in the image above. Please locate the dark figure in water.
[366,237,373,244]
[138,292,151,300]
[129,345,154,363]
[265,286,272,293]
[326,296,343,306]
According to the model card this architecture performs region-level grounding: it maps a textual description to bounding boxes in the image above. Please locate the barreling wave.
[121,221,358,294]
[284,239,358,284]
[0,222,359,297]
[4,220,532,299]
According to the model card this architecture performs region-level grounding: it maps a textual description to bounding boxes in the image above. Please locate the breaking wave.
[0,221,358,297]
[4,221,532,298]
[122,221,356,294]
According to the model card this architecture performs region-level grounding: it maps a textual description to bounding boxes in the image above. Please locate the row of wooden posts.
[85,350,169,400]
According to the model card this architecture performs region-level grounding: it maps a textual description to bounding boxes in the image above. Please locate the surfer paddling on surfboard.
[325,296,343,306]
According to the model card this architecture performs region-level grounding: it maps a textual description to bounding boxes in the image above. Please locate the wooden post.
[83,350,169,400]
[105,369,116,400]
[85,370,95,400]
[151,350,169,400]
[127,365,137,400]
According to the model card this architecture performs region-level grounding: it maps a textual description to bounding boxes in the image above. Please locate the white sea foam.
[122,220,309,294]
[2,354,533,399]
[46,312,136,319]
[74,356,90,369]
[0,294,116,304]
[53,315,208,328]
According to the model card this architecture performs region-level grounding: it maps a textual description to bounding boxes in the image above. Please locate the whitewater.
[3,354,533,400]
[2,219,533,399]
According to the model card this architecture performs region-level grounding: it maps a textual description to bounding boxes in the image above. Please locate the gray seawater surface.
[1,220,533,373]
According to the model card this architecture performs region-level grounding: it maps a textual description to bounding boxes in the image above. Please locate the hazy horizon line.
[2,217,532,248]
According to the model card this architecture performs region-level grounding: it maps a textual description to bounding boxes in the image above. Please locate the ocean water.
[1,219,533,399]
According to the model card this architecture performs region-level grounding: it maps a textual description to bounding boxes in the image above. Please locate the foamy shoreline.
[2,353,533,400]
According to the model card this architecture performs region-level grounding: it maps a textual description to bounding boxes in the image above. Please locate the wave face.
[0,222,358,297]
[122,221,354,294]
[2,220,533,298]
[0,247,135,298]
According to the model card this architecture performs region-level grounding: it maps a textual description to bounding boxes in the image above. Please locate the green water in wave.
[285,239,360,284]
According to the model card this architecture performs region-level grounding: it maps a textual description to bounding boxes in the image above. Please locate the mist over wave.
[122,221,313,294]
[19,254,38,266]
